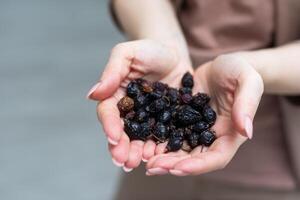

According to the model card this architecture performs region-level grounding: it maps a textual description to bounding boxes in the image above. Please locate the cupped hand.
[87,39,192,172]
[146,54,264,176]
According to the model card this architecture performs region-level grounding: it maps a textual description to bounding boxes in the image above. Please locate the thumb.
[232,68,264,139]
[86,43,133,101]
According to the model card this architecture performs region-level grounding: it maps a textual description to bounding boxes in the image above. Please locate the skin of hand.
[87,39,193,172]
[145,54,264,176]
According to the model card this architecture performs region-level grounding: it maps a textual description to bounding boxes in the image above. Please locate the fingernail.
[123,166,133,172]
[147,168,168,175]
[245,116,253,139]
[112,158,124,167]
[142,158,148,163]
[169,169,188,176]
[86,82,101,99]
[108,137,118,146]
[145,171,153,176]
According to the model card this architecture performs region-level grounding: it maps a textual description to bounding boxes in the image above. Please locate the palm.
[94,40,193,171]
[146,56,263,176]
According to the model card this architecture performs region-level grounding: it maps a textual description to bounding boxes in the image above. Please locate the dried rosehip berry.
[135,109,149,122]
[157,110,171,123]
[136,78,153,93]
[192,121,210,133]
[167,88,179,104]
[117,96,134,116]
[147,98,167,113]
[199,130,216,146]
[181,72,194,88]
[153,122,169,142]
[203,105,216,125]
[176,105,202,126]
[140,122,151,140]
[192,93,210,110]
[124,119,142,140]
[134,94,149,109]
[179,87,192,95]
[125,111,135,120]
[181,93,193,104]
[187,132,200,148]
[167,137,183,152]
[126,81,140,98]
[170,129,184,139]
[153,81,168,94]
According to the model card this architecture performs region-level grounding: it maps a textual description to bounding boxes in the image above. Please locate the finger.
[109,133,130,167]
[170,134,244,176]
[146,150,188,169]
[147,152,190,170]
[154,142,168,155]
[142,140,156,162]
[88,43,133,100]
[232,67,264,139]
[123,140,144,172]
[97,94,123,144]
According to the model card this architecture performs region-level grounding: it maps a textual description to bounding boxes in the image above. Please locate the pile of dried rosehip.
[117,72,217,152]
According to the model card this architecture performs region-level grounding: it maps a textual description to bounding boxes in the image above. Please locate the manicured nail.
[169,169,188,176]
[123,166,133,172]
[108,137,118,146]
[142,158,148,163]
[145,171,153,176]
[112,158,124,167]
[147,168,168,175]
[86,82,101,99]
[245,116,253,139]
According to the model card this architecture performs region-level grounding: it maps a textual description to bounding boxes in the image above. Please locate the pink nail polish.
[147,168,168,175]
[169,169,188,176]
[123,166,133,172]
[86,82,101,99]
[142,158,148,163]
[112,158,124,167]
[108,137,118,146]
[245,116,253,139]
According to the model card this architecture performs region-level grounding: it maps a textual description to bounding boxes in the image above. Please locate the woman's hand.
[87,39,192,172]
[146,54,264,176]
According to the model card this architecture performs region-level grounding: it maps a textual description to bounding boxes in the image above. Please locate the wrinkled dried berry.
[134,94,149,109]
[158,110,171,123]
[179,87,192,95]
[153,122,169,142]
[187,132,200,148]
[124,119,142,140]
[135,109,149,122]
[125,111,135,120]
[181,93,193,104]
[137,78,153,93]
[117,96,134,116]
[153,81,168,94]
[147,98,167,113]
[192,93,210,110]
[176,105,202,126]
[181,72,194,88]
[199,130,216,146]
[127,81,140,98]
[192,121,210,133]
[167,137,183,152]
[167,88,179,104]
[203,105,217,125]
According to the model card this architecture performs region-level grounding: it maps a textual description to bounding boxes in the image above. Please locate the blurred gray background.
[0,0,124,199]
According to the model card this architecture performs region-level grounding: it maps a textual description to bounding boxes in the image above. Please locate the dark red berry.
[181,93,193,104]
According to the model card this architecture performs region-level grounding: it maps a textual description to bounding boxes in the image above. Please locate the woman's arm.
[234,41,300,94]
[112,0,191,66]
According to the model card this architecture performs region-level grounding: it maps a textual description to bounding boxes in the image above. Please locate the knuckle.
[112,43,128,54]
